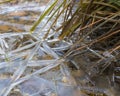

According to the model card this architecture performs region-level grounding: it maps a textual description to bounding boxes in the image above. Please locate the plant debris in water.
[0,0,120,96]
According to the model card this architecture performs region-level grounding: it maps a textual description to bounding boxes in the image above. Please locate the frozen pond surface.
[0,1,80,96]
[0,1,119,96]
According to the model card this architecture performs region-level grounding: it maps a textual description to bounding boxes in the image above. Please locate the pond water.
[0,0,48,33]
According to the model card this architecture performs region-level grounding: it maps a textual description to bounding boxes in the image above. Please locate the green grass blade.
[42,0,66,29]
[30,0,59,33]
[59,21,81,39]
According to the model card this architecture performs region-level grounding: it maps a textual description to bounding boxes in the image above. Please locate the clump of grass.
[30,0,120,95]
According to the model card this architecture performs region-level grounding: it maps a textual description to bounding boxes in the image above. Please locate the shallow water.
[0,0,48,33]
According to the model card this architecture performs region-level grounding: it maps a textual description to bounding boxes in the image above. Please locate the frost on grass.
[0,1,79,95]
[0,32,78,96]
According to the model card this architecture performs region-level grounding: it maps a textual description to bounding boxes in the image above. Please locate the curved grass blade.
[30,0,59,33]
[42,0,67,29]
[59,21,81,39]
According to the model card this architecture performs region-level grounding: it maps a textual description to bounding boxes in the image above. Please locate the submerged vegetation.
[0,0,120,96]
